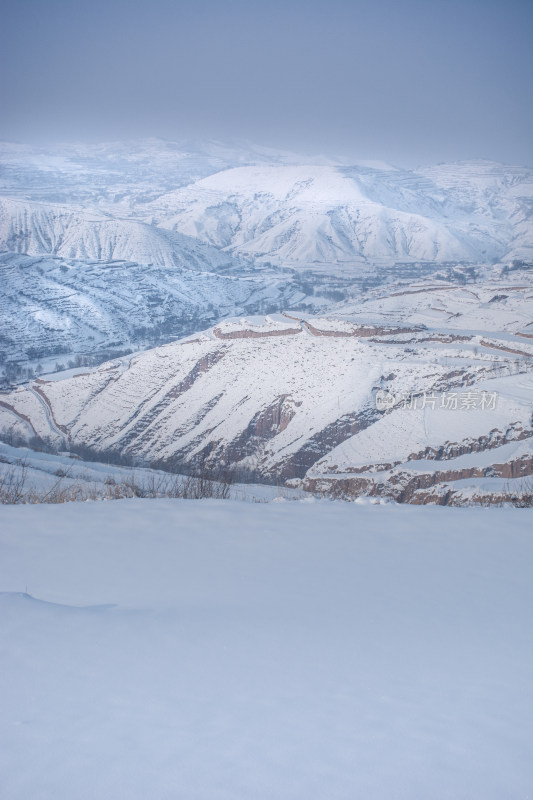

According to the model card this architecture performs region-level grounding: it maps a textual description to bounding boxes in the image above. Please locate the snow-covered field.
[0,499,531,799]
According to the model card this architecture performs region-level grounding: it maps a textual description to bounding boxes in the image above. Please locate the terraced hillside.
[2,275,531,503]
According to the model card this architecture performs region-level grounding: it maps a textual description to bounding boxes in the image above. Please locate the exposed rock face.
[213,327,302,339]
[303,431,533,503]
[304,321,423,338]
[166,350,228,399]
[480,339,533,357]
[304,457,533,503]
[177,403,382,483]
[394,455,533,503]
[406,425,531,462]
[274,407,381,481]
[250,395,298,438]
[194,394,301,471]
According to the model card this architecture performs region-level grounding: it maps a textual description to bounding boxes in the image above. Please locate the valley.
[1,139,532,503]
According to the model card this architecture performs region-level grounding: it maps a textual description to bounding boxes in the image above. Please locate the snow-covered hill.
[0,138,335,208]
[1,139,532,500]
[2,140,531,270]
[0,197,241,270]
[2,274,531,503]
[147,161,533,267]
[1,139,532,371]
[0,251,301,371]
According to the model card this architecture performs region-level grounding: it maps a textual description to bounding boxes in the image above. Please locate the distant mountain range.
[145,160,533,267]
[1,139,532,268]
[1,139,532,502]
[1,138,531,371]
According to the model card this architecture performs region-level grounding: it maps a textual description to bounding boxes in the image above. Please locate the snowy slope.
[336,278,533,332]
[0,500,531,799]
[2,274,531,502]
[0,197,240,270]
[0,441,295,503]
[0,251,301,368]
[1,140,532,498]
[1,141,531,374]
[1,141,531,270]
[147,161,533,267]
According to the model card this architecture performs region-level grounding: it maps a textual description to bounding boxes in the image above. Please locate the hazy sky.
[1,0,532,165]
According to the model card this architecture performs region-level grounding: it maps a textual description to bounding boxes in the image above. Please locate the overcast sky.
[1,0,531,166]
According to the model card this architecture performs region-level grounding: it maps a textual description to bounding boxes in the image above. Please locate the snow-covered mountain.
[147,161,533,267]
[2,140,531,270]
[2,274,531,503]
[0,138,335,208]
[2,139,531,372]
[0,197,241,270]
[1,139,532,502]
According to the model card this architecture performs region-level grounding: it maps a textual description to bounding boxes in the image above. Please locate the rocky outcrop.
[392,455,533,503]
[166,349,227,399]
[303,453,533,503]
[303,435,533,504]
[480,339,533,357]
[250,395,298,438]
[406,424,531,462]
[304,321,423,338]
[274,406,381,481]
[166,401,381,484]
[213,327,301,339]
[205,395,300,469]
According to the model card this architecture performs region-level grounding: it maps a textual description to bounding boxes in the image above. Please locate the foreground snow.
[0,500,531,799]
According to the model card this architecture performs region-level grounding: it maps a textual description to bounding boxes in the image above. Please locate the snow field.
[0,500,531,799]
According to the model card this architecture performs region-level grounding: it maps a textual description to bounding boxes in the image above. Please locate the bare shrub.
[0,461,234,504]
[119,469,234,500]
[503,477,533,508]
[0,460,29,504]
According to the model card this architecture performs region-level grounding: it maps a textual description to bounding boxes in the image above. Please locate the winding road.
[27,383,70,449]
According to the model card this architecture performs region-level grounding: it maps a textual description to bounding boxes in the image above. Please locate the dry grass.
[0,463,233,505]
